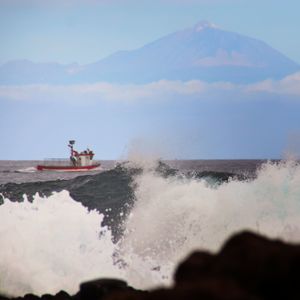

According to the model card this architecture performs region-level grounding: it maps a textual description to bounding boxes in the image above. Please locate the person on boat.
[72,150,79,156]
[87,148,94,160]
[70,155,77,166]
[70,150,79,166]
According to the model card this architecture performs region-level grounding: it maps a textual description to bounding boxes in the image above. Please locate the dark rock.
[106,280,258,300]
[107,231,300,300]
[174,231,300,300]
[79,279,129,300]
[54,291,71,300]
[23,294,40,300]
[175,251,215,283]
[40,294,54,300]
[214,231,300,299]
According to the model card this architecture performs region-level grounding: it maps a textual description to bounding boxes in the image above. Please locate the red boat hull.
[36,163,101,172]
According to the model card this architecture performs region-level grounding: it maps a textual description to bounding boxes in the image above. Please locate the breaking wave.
[1,160,300,296]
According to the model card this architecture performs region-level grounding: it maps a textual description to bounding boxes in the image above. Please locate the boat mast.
[68,140,75,156]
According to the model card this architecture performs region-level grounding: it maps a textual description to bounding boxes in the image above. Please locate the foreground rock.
[173,231,300,300]
[2,231,300,300]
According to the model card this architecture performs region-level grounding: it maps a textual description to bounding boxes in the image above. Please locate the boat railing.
[43,158,71,166]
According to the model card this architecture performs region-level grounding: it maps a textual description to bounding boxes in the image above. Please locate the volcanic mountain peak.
[193,20,219,32]
[0,21,299,85]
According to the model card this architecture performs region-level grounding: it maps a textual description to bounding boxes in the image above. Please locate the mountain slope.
[81,21,299,83]
[1,21,299,84]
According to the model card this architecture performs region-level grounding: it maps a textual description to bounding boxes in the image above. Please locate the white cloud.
[247,72,300,96]
[0,80,208,103]
[1,72,300,104]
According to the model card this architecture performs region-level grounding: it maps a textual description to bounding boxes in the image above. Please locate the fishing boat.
[36,140,101,172]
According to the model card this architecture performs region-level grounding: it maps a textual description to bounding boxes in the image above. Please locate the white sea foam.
[123,161,300,261]
[16,167,37,173]
[0,192,122,296]
[1,161,300,296]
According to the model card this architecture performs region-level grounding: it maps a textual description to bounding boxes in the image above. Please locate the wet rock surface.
[2,231,300,300]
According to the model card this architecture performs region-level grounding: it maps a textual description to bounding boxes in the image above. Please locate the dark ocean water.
[0,159,263,184]
[0,159,299,297]
[0,160,262,237]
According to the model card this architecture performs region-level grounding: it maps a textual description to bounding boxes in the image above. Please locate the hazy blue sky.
[1,0,300,64]
[1,0,300,160]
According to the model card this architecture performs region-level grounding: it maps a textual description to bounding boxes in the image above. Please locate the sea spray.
[121,160,300,267]
[0,191,122,296]
[1,161,300,296]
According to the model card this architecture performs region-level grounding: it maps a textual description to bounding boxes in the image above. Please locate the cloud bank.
[247,72,300,96]
[1,72,300,104]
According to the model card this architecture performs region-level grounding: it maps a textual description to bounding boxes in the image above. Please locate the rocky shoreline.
[2,231,300,300]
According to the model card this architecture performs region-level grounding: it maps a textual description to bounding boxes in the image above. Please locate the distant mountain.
[1,21,299,85]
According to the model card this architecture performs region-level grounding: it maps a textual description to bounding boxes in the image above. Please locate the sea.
[0,159,300,297]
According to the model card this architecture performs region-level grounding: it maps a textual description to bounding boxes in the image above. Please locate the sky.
[1,0,300,160]
[1,0,300,65]
[2,75,300,159]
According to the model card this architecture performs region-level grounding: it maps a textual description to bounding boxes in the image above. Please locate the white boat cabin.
[69,140,95,167]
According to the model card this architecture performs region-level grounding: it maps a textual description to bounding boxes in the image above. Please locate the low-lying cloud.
[0,72,300,104]
[247,72,300,96]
